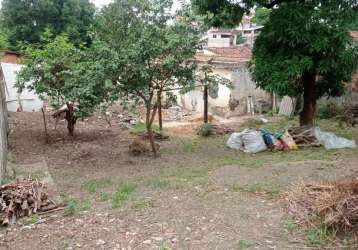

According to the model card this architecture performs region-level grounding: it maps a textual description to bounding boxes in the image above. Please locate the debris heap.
[0,179,59,225]
[287,178,358,232]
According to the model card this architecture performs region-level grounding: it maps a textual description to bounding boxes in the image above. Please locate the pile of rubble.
[0,179,61,225]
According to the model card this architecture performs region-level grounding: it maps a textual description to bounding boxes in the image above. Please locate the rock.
[143,239,151,244]
[96,239,106,246]
[152,237,163,241]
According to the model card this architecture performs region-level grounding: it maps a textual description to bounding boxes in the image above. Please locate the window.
[213,35,217,38]
[221,34,231,38]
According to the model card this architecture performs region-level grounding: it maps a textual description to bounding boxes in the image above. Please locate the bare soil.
[1,111,358,250]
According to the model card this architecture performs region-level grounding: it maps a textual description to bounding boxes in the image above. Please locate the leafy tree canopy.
[0,33,9,51]
[16,33,116,120]
[251,7,271,26]
[251,1,358,98]
[193,0,358,125]
[0,0,96,49]
[95,0,203,155]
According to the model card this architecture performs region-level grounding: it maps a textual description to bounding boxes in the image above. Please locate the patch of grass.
[130,122,160,134]
[111,183,136,208]
[63,198,91,216]
[159,245,171,250]
[285,218,299,233]
[81,177,112,193]
[233,183,281,198]
[306,226,333,246]
[144,177,170,189]
[238,239,255,249]
[181,140,196,153]
[99,191,111,202]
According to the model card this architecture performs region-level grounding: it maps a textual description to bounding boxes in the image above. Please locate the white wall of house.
[175,65,270,116]
[1,63,43,112]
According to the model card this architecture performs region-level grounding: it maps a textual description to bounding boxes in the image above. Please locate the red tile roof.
[351,31,358,40]
[195,46,252,65]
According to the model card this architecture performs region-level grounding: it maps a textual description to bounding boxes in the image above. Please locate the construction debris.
[287,178,358,232]
[0,179,61,226]
[288,126,320,147]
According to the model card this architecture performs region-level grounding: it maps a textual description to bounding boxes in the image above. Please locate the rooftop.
[195,46,252,65]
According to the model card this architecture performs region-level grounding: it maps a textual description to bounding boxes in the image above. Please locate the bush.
[197,123,214,137]
[317,101,345,120]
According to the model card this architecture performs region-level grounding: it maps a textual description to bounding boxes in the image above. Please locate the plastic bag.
[281,131,298,150]
[314,127,357,150]
[226,130,247,150]
[241,130,267,154]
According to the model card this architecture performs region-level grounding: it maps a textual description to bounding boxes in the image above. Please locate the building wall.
[176,64,271,117]
[0,53,22,64]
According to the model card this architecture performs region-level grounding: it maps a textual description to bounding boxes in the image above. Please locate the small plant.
[111,183,136,208]
[159,245,171,250]
[99,191,111,202]
[285,218,299,233]
[63,198,91,216]
[306,226,332,246]
[238,239,255,249]
[197,123,214,137]
[82,178,112,193]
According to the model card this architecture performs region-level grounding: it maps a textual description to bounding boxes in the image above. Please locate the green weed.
[81,178,112,193]
[111,183,136,208]
[63,198,91,216]
[238,239,255,249]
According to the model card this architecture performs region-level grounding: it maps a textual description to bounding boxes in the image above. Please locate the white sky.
[91,0,183,11]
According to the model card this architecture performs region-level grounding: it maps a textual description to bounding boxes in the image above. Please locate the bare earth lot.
[1,111,358,250]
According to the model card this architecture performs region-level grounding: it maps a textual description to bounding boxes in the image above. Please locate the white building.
[0,62,43,112]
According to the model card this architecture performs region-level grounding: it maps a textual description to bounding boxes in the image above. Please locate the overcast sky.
[91,0,183,11]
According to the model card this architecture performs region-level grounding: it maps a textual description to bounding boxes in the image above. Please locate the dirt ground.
[1,110,358,250]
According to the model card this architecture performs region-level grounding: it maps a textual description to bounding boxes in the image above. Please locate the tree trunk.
[203,85,208,123]
[145,102,158,157]
[157,92,163,131]
[65,103,76,136]
[0,70,8,182]
[300,71,317,126]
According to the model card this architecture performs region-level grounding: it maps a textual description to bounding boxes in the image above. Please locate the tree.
[16,34,117,136]
[251,7,271,26]
[98,0,202,156]
[0,0,96,49]
[0,33,9,51]
[251,1,358,125]
[193,0,358,126]
[194,65,232,123]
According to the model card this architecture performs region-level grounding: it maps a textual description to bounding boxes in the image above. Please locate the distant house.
[0,51,24,64]
[0,62,43,112]
[177,28,271,117]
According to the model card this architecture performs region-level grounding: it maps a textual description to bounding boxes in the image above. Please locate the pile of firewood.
[0,179,60,225]
[288,126,320,147]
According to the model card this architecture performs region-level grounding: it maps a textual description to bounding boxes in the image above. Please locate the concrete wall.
[176,65,271,117]
[0,53,23,64]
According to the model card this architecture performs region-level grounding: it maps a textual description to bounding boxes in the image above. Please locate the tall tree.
[0,0,96,49]
[98,0,202,156]
[193,0,358,126]
[16,34,117,136]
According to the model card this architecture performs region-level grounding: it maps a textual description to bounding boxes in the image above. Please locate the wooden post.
[203,85,208,123]
[0,68,8,182]
[41,107,49,143]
